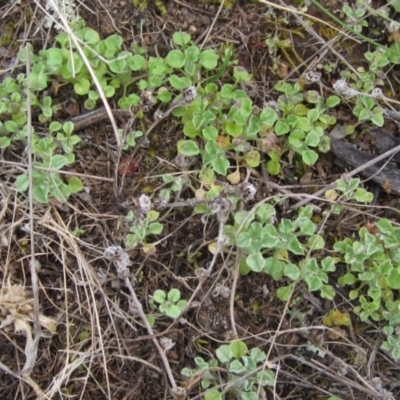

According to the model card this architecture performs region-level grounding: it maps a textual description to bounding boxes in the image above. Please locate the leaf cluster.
[334,218,400,359]
[182,340,275,400]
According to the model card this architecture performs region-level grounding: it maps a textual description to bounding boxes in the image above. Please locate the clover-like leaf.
[200,49,219,70]
[166,49,185,69]
[246,253,266,272]
[68,176,83,194]
[178,140,200,156]
[153,289,167,303]
[216,344,233,363]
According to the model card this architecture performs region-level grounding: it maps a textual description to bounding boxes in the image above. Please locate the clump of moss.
[133,0,167,14]
[0,22,15,47]
[133,0,237,15]
[199,0,236,7]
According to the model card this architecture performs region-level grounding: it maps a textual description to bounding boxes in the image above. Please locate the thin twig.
[123,278,178,390]
[289,140,400,212]
[0,160,114,182]
[25,43,41,377]
[34,0,121,148]
[200,0,225,50]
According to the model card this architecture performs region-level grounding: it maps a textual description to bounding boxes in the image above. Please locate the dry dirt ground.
[1,0,400,399]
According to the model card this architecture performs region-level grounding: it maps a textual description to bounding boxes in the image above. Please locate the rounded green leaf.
[255,204,276,223]
[5,120,18,133]
[244,150,260,167]
[157,88,172,103]
[178,140,200,156]
[267,158,280,175]
[52,182,71,202]
[261,226,279,248]
[275,119,290,135]
[302,149,318,165]
[230,340,247,358]
[320,285,335,300]
[0,137,11,148]
[127,54,145,71]
[287,236,304,255]
[148,222,163,235]
[236,232,251,248]
[388,267,400,289]
[260,107,277,126]
[221,84,235,99]
[82,28,100,44]
[104,34,123,53]
[240,97,252,116]
[168,288,181,303]
[202,126,218,141]
[50,155,69,169]
[211,157,230,176]
[33,185,49,204]
[289,129,305,147]
[15,173,29,192]
[100,85,113,98]
[326,95,341,107]
[166,304,181,318]
[165,49,185,68]
[258,370,276,386]
[305,129,322,147]
[305,234,325,250]
[216,344,233,363]
[276,283,294,301]
[185,45,200,62]
[204,389,222,400]
[169,75,192,90]
[247,115,262,137]
[74,78,90,95]
[153,289,166,303]
[200,49,219,70]
[109,57,126,73]
[173,32,191,46]
[284,263,301,280]
[295,117,312,132]
[246,252,266,272]
[354,188,373,203]
[264,257,284,280]
[68,176,83,193]
[372,112,384,127]
[250,347,266,363]
[306,276,323,291]
[45,48,64,69]
[225,121,243,137]
[229,359,247,374]
[183,121,200,138]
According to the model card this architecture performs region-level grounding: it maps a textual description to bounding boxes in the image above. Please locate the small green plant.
[264,35,292,74]
[14,136,83,203]
[152,288,187,318]
[334,218,400,359]
[352,94,384,127]
[252,81,336,175]
[182,340,275,400]
[2,24,343,204]
[125,195,164,251]
[223,204,337,301]
[335,177,374,203]
[342,2,368,34]
[332,17,400,134]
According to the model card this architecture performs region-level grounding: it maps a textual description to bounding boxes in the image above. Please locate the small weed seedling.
[334,218,400,359]
[182,340,275,400]
[152,288,187,319]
